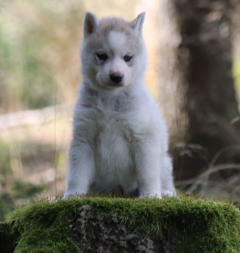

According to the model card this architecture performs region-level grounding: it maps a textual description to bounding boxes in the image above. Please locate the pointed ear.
[130,12,146,35]
[83,12,98,37]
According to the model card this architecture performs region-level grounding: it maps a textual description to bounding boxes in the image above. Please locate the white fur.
[108,31,126,51]
[64,12,176,199]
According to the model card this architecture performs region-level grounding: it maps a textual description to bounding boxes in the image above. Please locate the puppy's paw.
[139,192,162,199]
[162,190,177,198]
[62,192,85,199]
[62,193,72,199]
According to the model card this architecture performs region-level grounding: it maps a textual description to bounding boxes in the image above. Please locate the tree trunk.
[171,0,240,182]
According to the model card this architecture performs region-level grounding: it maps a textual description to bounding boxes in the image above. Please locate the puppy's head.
[81,12,147,91]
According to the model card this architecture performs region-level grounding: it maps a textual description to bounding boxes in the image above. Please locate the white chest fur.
[92,109,137,194]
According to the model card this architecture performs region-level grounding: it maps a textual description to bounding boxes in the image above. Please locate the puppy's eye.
[123,55,133,62]
[96,53,108,61]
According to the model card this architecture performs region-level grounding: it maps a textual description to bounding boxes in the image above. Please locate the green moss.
[6,201,82,253]
[2,197,240,253]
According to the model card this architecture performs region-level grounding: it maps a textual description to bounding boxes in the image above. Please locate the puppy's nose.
[110,72,123,84]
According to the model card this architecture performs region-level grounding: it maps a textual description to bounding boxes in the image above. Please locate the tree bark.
[171,0,240,181]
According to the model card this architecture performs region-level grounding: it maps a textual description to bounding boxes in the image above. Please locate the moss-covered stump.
[1,198,240,253]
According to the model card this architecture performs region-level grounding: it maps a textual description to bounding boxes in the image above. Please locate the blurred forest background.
[0,0,240,220]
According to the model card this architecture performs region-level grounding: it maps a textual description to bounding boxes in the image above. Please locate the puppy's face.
[81,13,146,91]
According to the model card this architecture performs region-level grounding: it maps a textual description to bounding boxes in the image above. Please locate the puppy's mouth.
[97,80,125,90]
[107,82,125,88]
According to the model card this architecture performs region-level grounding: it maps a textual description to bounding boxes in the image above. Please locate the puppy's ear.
[130,12,146,35]
[83,12,98,37]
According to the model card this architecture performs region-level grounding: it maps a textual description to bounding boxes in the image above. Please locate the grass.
[0,197,239,253]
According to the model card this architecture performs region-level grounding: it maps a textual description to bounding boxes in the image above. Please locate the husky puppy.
[64,12,176,198]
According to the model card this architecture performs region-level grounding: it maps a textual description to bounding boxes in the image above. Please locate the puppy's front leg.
[63,138,95,198]
[134,143,162,198]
